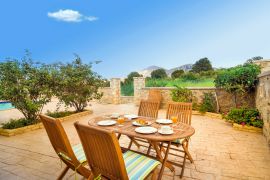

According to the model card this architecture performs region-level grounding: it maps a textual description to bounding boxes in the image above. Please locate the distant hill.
[138,64,193,77]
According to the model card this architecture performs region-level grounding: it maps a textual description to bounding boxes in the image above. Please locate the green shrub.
[199,70,217,78]
[46,110,75,118]
[181,72,200,81]
[171,86,192,102]
[146,79,168,87]
[199,92,217,113]
[223,108,263,128]
[121,83,134,96]
[146,78,215,87]
[1,118,36,129]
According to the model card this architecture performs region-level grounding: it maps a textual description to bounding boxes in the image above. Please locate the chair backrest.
[74,122,129,180]
[148,89,162,103]
[39,114,78,164]
[166,102,192,125]
[138,100,160,118]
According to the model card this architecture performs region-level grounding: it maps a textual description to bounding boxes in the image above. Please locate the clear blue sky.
[0,0,270,78]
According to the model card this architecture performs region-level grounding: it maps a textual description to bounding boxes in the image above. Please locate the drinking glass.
[171,115,178,128]
[117,117,125,126]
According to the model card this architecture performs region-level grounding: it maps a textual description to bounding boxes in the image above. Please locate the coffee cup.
[161,126,172,133]
[111,113,120,118]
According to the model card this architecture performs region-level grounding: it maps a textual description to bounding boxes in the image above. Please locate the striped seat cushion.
[72,144,87,163]
[58,144,86,163]
[123,150,160,180]
[172,138,184,144]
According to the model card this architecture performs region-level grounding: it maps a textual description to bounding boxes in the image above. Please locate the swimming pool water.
[0,102,14,110]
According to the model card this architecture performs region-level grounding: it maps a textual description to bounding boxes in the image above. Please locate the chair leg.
[117,133,122,139]
[57,166,69,180]
[128,140,133,149]
[182,140,194,163]
[147,144,152,155]
[180,153,187,178]
[128,137,140,149]
[151,167,159,180]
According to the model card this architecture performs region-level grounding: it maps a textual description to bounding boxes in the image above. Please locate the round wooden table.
[87,116,195,179]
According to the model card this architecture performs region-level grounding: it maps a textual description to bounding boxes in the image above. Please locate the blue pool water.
[0,102,14,110]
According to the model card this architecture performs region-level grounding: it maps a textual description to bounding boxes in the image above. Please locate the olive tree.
[191,57,213,73]
[0,52,53,123]
[151,68,167,79]
[171,69,184,79]
[53,55,104,112]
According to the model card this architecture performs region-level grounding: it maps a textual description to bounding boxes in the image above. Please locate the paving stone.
[0,102,269,179]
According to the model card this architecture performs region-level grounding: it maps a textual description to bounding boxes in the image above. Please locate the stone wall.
[133,77,255,111]
[256,71,270,145]
[136,86,216,108]
[99,78,134,104]
[99,87,113,103]
[120,96,134,104]
[99,78,121,104]
[254,60,270,73]
[215,89,255,113]
[100,77,255,113]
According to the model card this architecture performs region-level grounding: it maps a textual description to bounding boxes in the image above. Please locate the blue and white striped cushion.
[172,138,184,144]
[72,144,87,163]
[123,151,160,180]
[58,144,86,163]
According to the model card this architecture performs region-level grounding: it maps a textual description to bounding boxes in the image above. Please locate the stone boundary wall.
[256,71,270,145]
[120,96,134,104]
[99,87,113,103]
[99,77,255,113]
[137,86,216,108]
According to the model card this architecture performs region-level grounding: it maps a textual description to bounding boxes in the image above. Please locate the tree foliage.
[53,55,104,112]
[0,51,53,123]
[124,71,142,84]
[171,69,184,79]
[191,57,213,73]
[246,56,263,64]
[151,68,167,79]
[214,63,260,93]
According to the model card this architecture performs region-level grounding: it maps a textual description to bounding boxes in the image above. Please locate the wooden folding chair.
[138,100,160,118]
[39,114,91,179]
[148,89,162,106]
[164,102,193,177]
[74,122,160,180]
[166,102,193,161]
[127,100,160,149]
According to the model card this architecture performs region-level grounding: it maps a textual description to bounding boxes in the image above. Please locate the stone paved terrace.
[0,103,270,180]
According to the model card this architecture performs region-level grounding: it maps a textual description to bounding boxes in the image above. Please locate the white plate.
[156,119,173,124]
[124,114,138,119]
[158,129,174,135]
[97,120,116,126]
[132,121,151,126]
[135,127,157,134]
